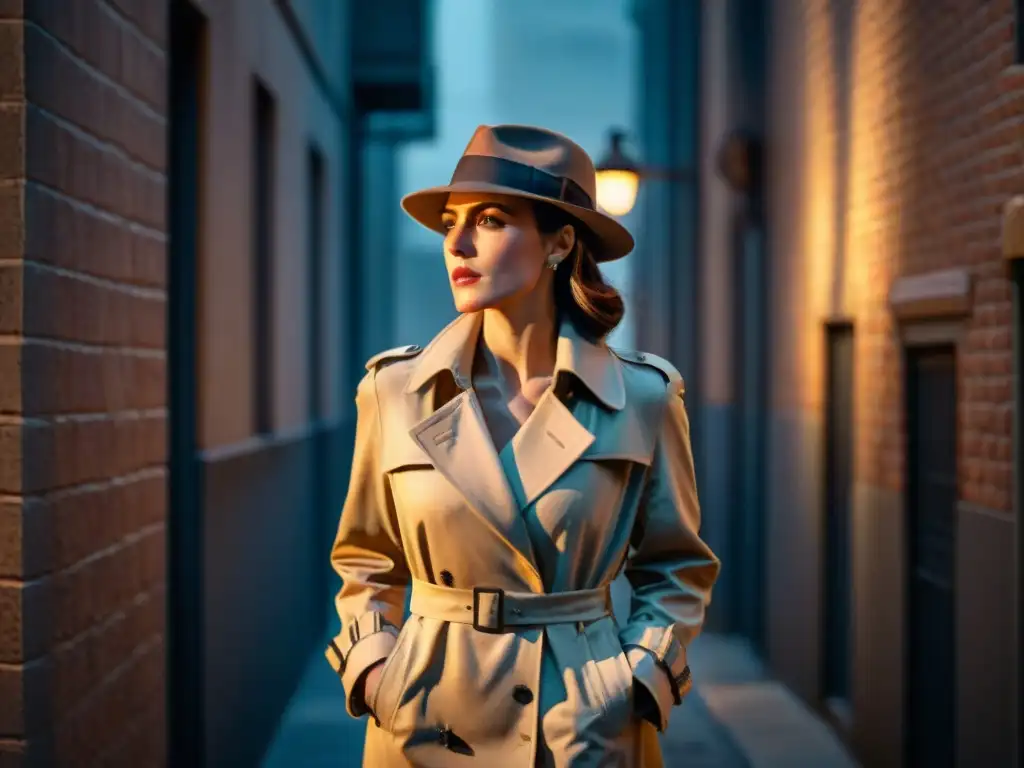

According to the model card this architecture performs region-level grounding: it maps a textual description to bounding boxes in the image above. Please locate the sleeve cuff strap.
[626,646,675,732]
[619,626,689,684]
[324,611,395,673]
[342,629,399,717]
[324,638,345,674]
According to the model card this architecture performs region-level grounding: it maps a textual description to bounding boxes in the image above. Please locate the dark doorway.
[1013,259,1024,768]
[732,222,768,652]
[905,345,958,768]
[167,1,207,765]
[823,323,854,715]
[307,146,325,423]
[306,144,330,611]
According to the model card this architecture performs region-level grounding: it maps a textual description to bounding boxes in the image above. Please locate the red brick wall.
[772,0,1020,512]
[764,5,1021,761]
[844,0,1019,512]
[0,1,167,765]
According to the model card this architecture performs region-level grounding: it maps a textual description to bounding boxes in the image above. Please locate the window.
[252,81,276,435]
[307,145,325,421]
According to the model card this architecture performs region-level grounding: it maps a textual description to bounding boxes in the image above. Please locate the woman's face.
[441,193,571,314]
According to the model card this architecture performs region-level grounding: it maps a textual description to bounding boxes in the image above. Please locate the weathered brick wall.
[764,0,839,416]
[0,1,167,765]
[766,6,1022,761]
[844,0,1020,509]
[772,0,1020,510]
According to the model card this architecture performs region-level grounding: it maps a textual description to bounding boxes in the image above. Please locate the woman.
[325,124,720,767]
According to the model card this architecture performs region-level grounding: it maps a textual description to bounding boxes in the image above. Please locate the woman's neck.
[479,293,558,392]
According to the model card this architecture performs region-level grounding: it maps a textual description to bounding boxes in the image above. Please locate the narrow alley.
[0,1,1020,767]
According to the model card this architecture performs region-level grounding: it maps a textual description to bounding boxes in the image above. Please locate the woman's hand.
[362,660,386,713]
[632,680,660,727]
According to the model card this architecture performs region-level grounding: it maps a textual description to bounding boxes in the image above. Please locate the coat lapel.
[409,389,543,586]
[400,312,634,586]
[504,389,595,508]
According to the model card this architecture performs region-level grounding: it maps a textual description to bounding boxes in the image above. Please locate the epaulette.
[611,348,685,394]
[364,344,423,372]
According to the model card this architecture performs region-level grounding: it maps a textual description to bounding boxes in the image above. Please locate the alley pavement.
[262,631,857,767]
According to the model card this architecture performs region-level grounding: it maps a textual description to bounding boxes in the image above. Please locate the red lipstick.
[451,266,481,286]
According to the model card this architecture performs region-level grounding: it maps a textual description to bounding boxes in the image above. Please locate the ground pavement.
[262,632,857,768]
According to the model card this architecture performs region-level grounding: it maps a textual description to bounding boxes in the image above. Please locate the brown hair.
[532,201,625,340]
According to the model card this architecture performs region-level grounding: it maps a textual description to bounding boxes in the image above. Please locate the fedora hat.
[401,124,635,262]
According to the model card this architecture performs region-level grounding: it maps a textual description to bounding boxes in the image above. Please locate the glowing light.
[596,169,640,216]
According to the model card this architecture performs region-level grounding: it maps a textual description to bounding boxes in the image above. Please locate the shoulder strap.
[611,348,685,394]
[364,344,423,372]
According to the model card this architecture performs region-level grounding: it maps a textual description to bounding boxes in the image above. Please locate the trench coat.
[325,311,720,767]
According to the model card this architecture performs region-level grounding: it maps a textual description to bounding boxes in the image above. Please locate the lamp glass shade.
[595,169,639,216]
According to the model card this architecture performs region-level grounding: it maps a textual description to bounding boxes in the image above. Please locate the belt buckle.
[472,586,505,634]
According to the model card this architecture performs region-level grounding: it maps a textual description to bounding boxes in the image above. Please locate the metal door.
[823,324,854,706]
[905,346,957,768]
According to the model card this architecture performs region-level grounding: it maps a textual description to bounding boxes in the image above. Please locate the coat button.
[440,570,455,587]
[512,685,534,705]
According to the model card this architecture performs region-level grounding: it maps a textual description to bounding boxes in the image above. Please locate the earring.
[546,254,561,271]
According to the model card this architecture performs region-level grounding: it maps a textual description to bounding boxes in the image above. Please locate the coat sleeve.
[619,381,720,732]
[323,368,410,718]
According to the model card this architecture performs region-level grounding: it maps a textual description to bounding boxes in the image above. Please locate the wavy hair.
[532,202,625,340]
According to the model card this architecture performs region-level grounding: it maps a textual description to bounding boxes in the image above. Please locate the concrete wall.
[194,0,350,449]
[357,137,400,361]
[630,0,702,379]
[179,1,355,765]
[630,0,707,630]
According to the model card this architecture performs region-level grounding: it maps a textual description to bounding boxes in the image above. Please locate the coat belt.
[409,578,613,634]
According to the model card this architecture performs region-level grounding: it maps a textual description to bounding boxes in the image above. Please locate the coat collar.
[399,313,644,592]
[403,312,626,411]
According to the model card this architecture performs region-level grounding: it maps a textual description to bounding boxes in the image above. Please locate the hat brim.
[400,181,635,262]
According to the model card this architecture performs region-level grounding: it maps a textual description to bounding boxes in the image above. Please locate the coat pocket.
[368,617,418,733]
[579,617,635,731]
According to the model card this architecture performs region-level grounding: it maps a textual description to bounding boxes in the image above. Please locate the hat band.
[450,155,594,210]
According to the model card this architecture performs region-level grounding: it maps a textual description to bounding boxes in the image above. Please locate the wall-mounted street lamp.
[595,129,641,216]
[594,128,695,217]
[595,127,762,218]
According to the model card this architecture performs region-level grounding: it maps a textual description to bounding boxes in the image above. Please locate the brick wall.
[771,0,1021,510]
[844,0,1020,509]
[763,6,1022,755]
[0,1,167,765]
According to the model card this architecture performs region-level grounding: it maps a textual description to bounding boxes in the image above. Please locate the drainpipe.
[1000,195,1024,767]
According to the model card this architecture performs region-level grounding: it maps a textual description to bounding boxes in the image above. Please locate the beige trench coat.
[325,312,720,767]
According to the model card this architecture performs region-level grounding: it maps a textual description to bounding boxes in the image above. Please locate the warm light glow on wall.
[596,169,640,216]
[844,0,907,492]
